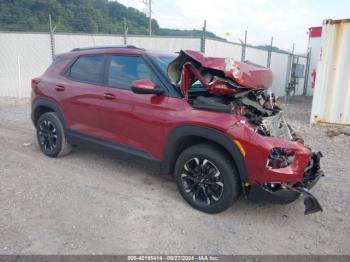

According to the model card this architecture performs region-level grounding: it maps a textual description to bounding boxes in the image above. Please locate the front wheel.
[174,144,241,213]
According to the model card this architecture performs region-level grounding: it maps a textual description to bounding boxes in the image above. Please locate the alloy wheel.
[180,157,224,206]
[38,119,58,153]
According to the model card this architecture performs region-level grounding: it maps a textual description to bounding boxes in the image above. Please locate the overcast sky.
[117,0,350,54]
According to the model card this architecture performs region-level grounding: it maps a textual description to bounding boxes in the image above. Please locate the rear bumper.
[247,152,324,215]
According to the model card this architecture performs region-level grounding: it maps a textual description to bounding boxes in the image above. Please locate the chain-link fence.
[0,31,310,98]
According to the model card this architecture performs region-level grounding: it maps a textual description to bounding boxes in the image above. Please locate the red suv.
[31,46,324,214]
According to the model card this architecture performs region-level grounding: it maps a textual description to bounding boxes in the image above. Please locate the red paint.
[131,79,156,90]
[230,61,273,89]
[226,123,311,184]
[31,47,312,187]
[311,69,317,88]
[309,26,322,38]
[180,62,238,98]
[172,50,273,97]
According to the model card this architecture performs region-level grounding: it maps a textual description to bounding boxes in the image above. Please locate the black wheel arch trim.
[162,125,249,184]
[31,97,66,127]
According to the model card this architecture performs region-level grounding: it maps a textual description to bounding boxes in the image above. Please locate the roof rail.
[70,45,144,52]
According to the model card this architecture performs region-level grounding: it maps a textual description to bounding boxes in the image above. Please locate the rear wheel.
[36,112,71,158]
[175,144,241,213]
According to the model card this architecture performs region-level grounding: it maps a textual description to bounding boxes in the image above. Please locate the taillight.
[266,148,295,169]
[31,78,40,89]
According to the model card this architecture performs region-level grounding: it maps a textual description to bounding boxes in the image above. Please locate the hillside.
[0,0,222,39]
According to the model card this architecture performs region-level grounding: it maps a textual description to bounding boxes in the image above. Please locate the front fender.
[162,124,249,184]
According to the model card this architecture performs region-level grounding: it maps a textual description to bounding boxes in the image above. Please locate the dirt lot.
[0,96,349,255]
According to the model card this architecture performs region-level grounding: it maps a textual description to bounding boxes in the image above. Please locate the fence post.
[285,43,295,101]
[17,55,22,98]
[200,20,206,53]
[303,48,311,95]
[267,36,273,68]
[123,17,128,45]
[49,14,56,61]
[241,30,247,62]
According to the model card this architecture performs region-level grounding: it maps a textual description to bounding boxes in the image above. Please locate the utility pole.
[49,14,57,61]
[123,17,128,45]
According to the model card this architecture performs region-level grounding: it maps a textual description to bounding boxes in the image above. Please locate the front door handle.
[103,93,116,100]
[55,85,65,91]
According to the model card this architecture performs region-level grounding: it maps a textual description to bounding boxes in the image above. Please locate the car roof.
[70,45,143,52]
[57,45,174,59]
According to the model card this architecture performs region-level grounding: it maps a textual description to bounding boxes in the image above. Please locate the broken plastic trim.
[298,152,324,214]
[248,181,324,215]
[298,188,323,215]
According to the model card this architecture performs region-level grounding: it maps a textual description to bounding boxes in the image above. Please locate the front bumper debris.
[247,152,324,215]
[298,187,323,215]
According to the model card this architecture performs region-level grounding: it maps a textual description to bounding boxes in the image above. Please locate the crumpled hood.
[167,50,273,97]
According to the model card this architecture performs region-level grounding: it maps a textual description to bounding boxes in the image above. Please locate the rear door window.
[68,55,105,84]
[106,55,158,89]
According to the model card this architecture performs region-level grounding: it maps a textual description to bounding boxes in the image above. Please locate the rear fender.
[31,97,66,128]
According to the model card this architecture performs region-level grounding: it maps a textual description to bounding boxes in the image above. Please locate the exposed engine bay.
[190,90,294,140]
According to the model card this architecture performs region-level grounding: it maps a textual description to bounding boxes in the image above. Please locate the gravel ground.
[0,96,349,255]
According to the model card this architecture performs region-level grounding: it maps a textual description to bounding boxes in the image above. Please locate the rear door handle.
[103,93,116,100]
[55,85,65,91]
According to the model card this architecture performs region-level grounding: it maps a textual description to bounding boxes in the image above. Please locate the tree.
[0,0,222,39]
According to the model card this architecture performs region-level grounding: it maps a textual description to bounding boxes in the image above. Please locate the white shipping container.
[310,19,350,125]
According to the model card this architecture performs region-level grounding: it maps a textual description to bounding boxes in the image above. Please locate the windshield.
[149,54,176,75]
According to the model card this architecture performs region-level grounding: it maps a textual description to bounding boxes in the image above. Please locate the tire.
[175,143,241,213]
[36,112,72,158]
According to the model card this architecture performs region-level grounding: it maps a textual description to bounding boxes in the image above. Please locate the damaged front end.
[248,151,324,215]
[168,50,324,215]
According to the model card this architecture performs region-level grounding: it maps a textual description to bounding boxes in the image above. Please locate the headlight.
[266,148,295,169]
